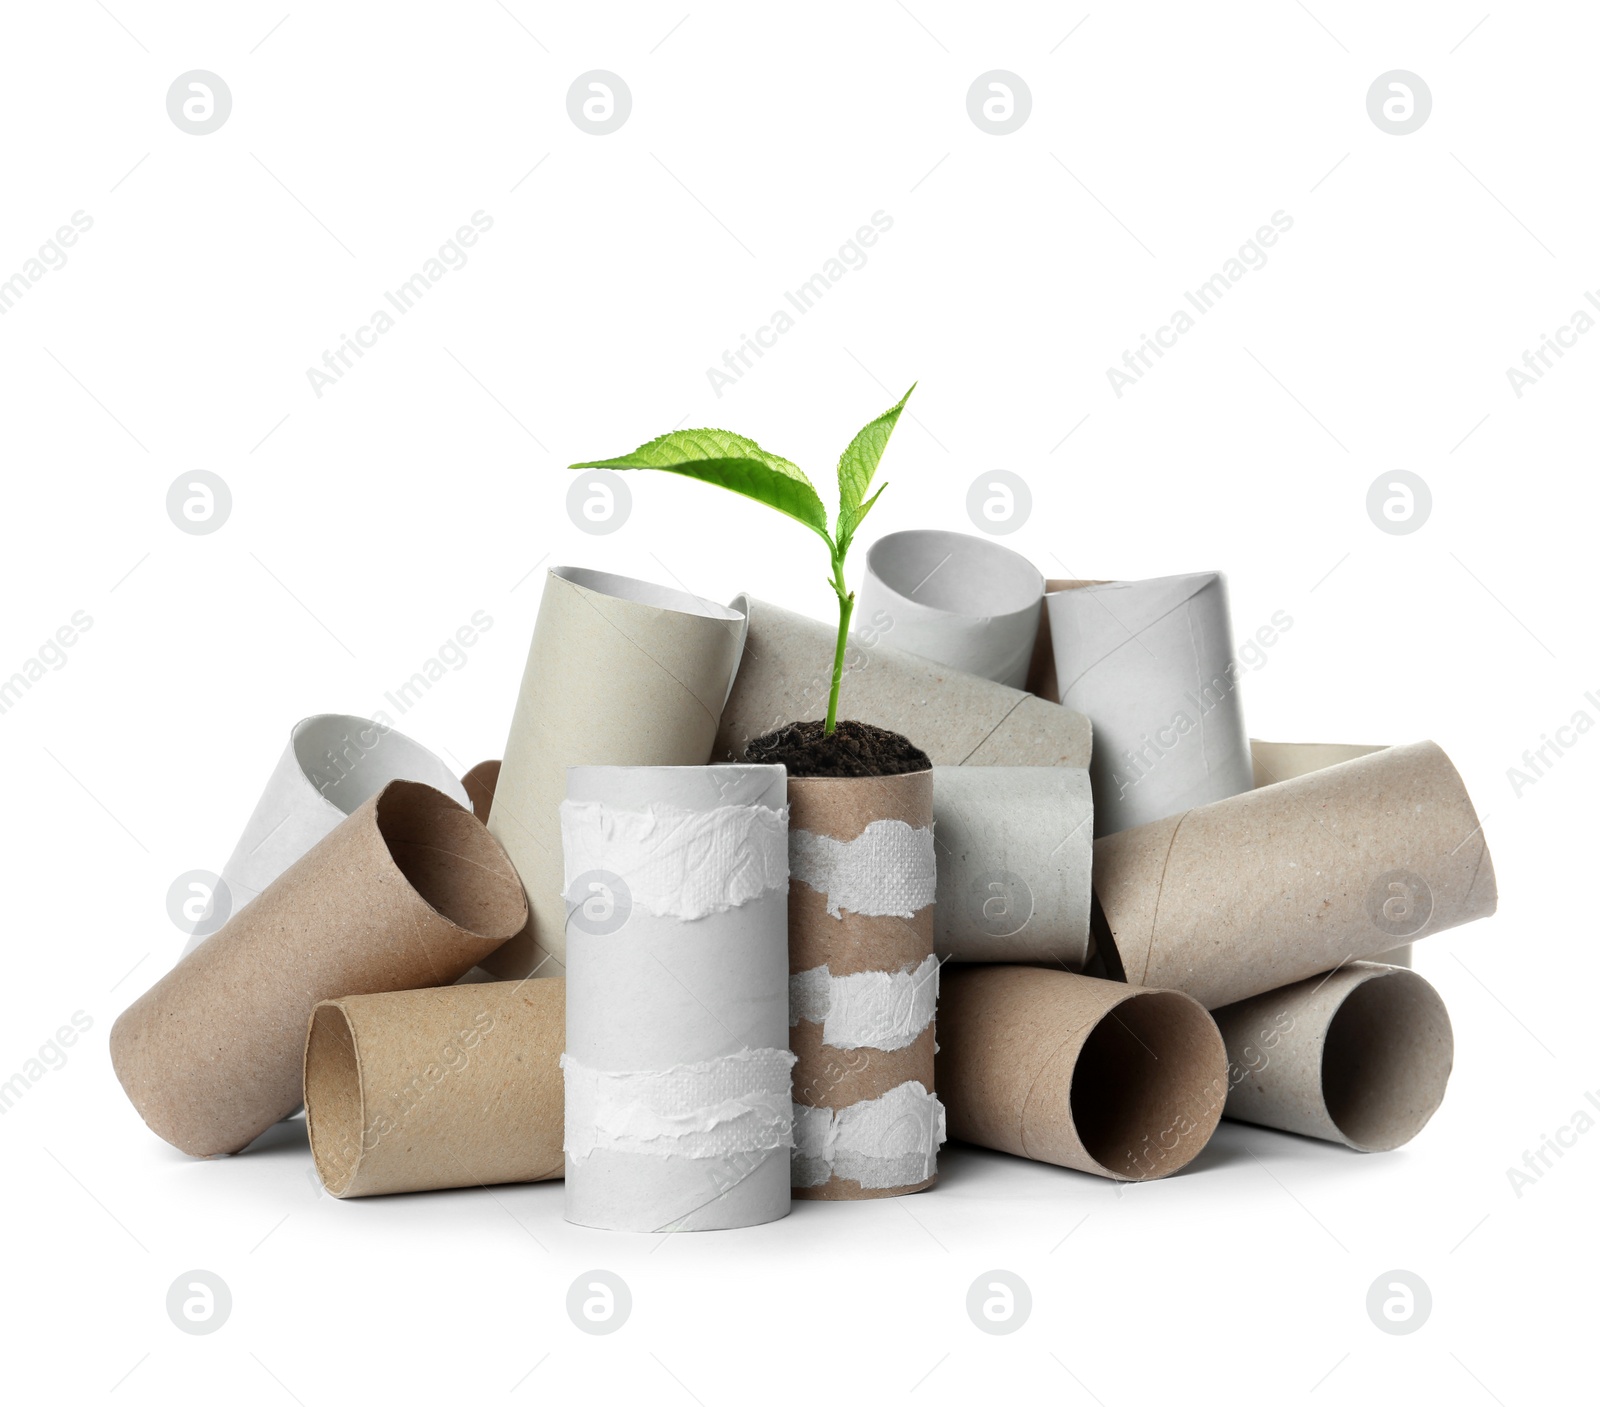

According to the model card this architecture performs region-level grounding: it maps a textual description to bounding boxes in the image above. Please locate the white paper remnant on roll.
[790,955,940,1051]
[791,1081,946,1190]
[790,820,936,919]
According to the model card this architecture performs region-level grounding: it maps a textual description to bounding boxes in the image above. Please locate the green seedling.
[571,384,915,735]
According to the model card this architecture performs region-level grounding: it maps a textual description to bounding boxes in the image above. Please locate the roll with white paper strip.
[787,769,945,1199]
[1044,572,1254,835]
[181,714,470,957]
[856,530,1045,688]
[792,1081,946,1190]
[561,764,792,1232]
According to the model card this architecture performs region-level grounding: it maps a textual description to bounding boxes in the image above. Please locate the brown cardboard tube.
[304,979,564,1196]
[718,595,1091,769]
[111,781,527,1157]
[1212,963,1453,1151]
[1247,740,1411,967]
[461,759,501,823]
[787,769,944,1200]
[937,966,1227,1180]
[1093,740,1496,1009]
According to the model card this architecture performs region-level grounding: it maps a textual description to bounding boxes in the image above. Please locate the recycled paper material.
[561,764,791,1232]
[716,595,1091,768]
[304,979,564,1196]
[932,765,1093,965]
[113,781,527,1158]
[1250,740,1385,790]
[1044,572,1254,835]
[181,714,470,957]
[1094,741,1496,1009]
[937,966,1227,1180]
[1213,963,1452,1151]
[788,769,944,1199]
[1248,740,1410,966]
[856,530,1045,689]
[461,759,501,822]
[487,568,747,979]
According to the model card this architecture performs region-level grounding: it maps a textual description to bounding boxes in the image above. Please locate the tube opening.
[304,1004,364,1197]
[1322,969,1453,1152]
[1070,991,1226,1179]
[866,530,1043,617]
[375,781,528,940]
[291,714,464,817]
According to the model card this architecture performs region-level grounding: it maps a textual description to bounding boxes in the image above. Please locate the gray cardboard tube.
[932,766,1093,965]
[1044,572,1254,836]
[856,530,1044,689]
[1212,963,1453,1151]
[1249,740,1410,966]
[716,595,1091,768]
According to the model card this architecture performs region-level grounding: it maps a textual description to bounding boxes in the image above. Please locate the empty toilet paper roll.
[305,978,565,1196]
[561,764,792,1232]
[788,768,945,1199]
[1212,963,1452,1151]
[1044,573,1255,836]
[1094,741,1497,1010]
[461,759,501,822]
[937,966,1227,1180]
[932,766,1093,965]
[486,568,748,980]
[1249,741,1410,966]
[113,781,527,1158]
[856,530,1045,689]
[716,595,1091,768]
[1250,740,1385,790]
[180,714,471,957]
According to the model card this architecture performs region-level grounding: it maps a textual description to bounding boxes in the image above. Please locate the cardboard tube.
[931,766,1093,965]
[1248,741,1410,966]
[304,979,564,1196]
[461,759,501,823]
[112,781,527,1157]
[180,714,471,957]
[856,530,1044,688]
[486,568,747,979]
[1250,740,1385,790]
[716,595,1091,769]
[788,769,944,1199]
[936,966,1227,1180]
[1212,963,1452,1151]
[562,764,791,1232]
[1094,740,1496,1009]
[1044,572,1254,835]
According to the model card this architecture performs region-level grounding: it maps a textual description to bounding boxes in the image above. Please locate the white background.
[2,2,1594,1402]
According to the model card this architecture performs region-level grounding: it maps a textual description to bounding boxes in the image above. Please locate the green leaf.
[834,383,914,543]
[572,428,829,540]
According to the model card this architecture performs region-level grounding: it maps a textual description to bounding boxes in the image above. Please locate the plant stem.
[824,552,853,735]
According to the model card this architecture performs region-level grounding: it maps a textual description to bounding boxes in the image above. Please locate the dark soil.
[746,719,931,779]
